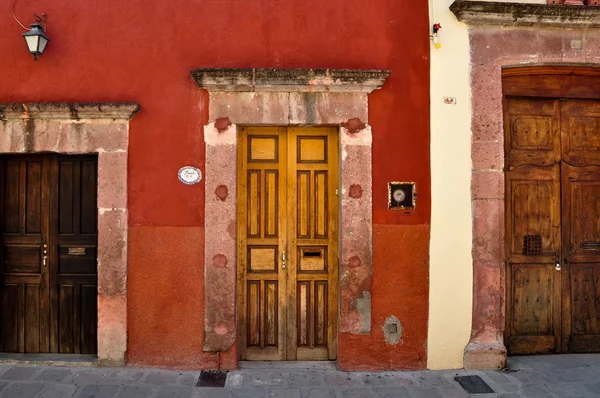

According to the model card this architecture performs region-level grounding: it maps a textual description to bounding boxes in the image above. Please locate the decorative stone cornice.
[191,68,391,93]
[450,1,600,28]
[0,102,140,121]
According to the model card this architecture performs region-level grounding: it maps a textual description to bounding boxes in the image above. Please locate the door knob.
[281,251,286,269]
[555,261,561,271]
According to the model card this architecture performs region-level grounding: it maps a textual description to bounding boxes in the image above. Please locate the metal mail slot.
[582,241,600,250]
[302,250,323,258]
[68,247,86,256]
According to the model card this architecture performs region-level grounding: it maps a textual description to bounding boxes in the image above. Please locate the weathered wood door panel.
[286,128,339,361]
[505,97,600,354]
[561,100,600,167]
[0,155,97,354]
[238,127,338,361]
[237,127,288,360]
[0,156,51,353]
[506,165,562,354]
[562,164,600,352]
[56,157,98,354]
[504,98,561,168]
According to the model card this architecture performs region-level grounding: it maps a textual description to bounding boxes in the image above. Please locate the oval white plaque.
[178,166,202,185]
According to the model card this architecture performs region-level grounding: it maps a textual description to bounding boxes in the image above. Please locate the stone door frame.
[0,102,139,365]
[191,68,390,359]
[451,0,600,369]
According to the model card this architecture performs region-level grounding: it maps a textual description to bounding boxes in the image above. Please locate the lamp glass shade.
[38,36,49,53]
[22,24,50,57]
[24,35,40,53]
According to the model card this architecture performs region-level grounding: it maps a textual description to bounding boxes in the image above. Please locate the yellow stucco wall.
[427,0,546,370]
[427,0,472,370]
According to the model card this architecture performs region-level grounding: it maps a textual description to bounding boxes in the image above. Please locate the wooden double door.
[505,98,600,354]
[237,127,339,360]
[0,154,98,354]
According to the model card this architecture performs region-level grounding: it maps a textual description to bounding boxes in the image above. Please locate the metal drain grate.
[454,375,494,394]
[196,370,227,387]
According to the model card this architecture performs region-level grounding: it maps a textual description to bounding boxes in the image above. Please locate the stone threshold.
[239,361,337,370]
[450,0,600,28]
[0,353,98,367]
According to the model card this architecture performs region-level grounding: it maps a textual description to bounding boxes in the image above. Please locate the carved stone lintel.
[0,102,140,121]
[450,0,600,28]
[191,68,391,93]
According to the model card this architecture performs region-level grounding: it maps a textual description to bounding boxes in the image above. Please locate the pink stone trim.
[203,122,237,352]
[202,85,381,353]
[0,103,137,365]
[467,26,600,369]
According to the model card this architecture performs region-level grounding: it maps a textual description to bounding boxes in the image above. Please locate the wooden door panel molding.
[0,102,137,364]
[561,100,600,167]
[562,163,600,352]
[0,156,51,353]
[0,155,98,355]
[287,127,338,361]
[505,164,562,354]
[504,98,560,168]
[238,127,338,361]
[505,165,561,264]
[238,127,287,361]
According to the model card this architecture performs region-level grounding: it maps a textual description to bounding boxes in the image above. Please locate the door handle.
[281,251,286,270]
[42,244,48,268]
[555,260,561,271]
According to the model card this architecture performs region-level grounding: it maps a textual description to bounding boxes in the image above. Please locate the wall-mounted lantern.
[22,21,50,61]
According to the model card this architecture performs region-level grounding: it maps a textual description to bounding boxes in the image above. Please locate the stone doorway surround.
[451,1,600,369]
[0,102,139,365]
[191,68,390,356]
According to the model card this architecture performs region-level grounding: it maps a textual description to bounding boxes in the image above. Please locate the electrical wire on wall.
[428,0,442,49]
[13,0,47,33]
[13,0,29,30]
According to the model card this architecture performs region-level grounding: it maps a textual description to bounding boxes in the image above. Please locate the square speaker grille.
[523,235,542,255]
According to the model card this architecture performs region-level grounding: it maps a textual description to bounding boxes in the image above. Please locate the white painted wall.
[427,0,473,370]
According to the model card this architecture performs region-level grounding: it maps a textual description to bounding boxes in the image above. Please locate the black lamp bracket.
[33,13,47,33]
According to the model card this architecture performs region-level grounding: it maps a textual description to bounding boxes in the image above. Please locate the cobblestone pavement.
[0,354,598,397]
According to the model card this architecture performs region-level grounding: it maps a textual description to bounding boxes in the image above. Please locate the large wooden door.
[0,154,98,354]
[505,98,600,354]
[237,127,338,361]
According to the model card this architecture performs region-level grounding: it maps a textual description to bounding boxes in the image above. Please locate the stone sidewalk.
[0,354,598,397]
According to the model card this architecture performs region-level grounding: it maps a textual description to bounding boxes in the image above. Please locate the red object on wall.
[2,0,430,369]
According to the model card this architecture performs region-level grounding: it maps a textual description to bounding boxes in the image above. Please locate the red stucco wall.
[1,0,430,369]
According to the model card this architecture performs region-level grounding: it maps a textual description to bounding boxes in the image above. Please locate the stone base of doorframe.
[464,339,507,370]
[191,68,391,357]
[0,102,139,365]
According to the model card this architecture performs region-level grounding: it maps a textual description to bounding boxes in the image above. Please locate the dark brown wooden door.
[561,164,600,352]
[505,98,600,354]
[0,154,98,354]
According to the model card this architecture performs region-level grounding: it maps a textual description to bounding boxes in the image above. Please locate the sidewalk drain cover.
[454,375,494,394]
[196,370,227,387]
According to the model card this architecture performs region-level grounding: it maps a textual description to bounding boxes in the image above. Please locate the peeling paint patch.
[383,315,403,345]
[215,184,229,201]
[212,254,228,268]
[348,256,361,268]
[342,118,366,134]
[215,117,232,132]
[349,184,363,198]
[355,291,372,334]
